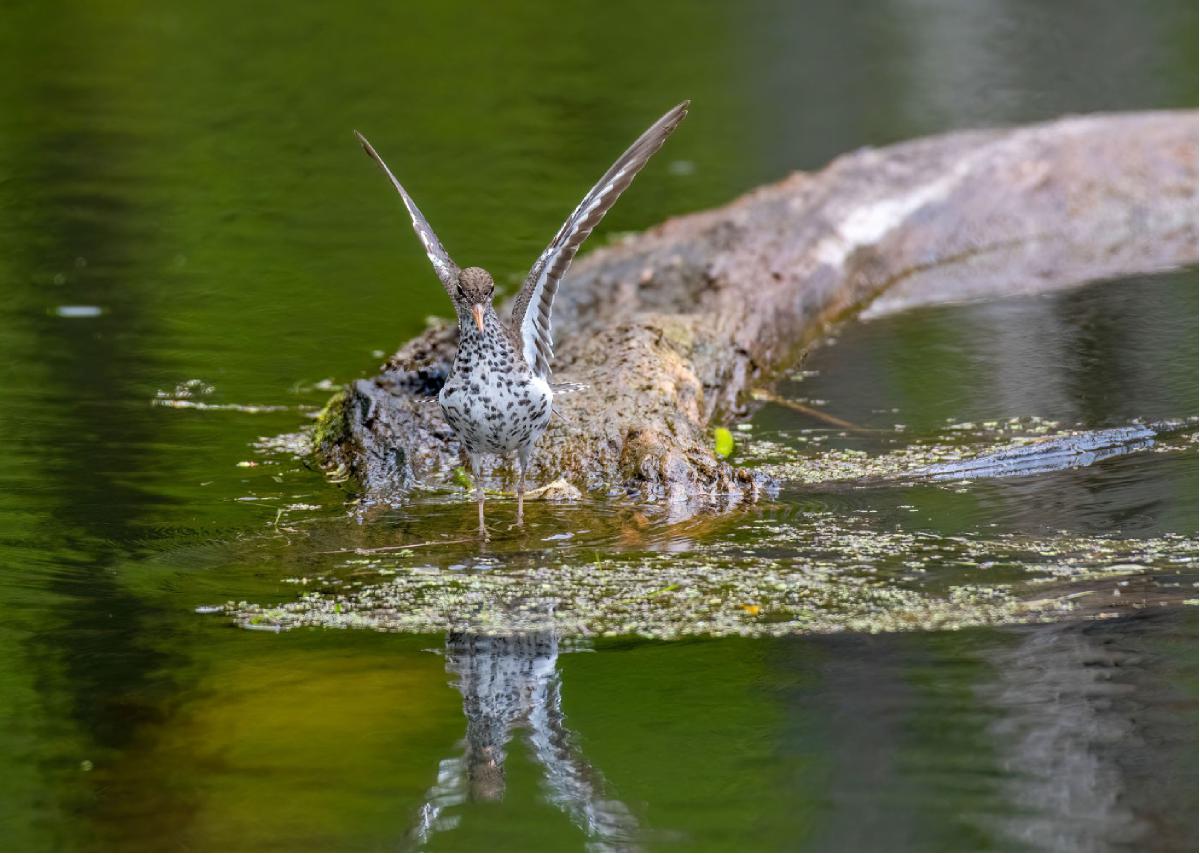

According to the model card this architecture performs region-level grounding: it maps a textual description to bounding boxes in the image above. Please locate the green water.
[0,2,1197,850]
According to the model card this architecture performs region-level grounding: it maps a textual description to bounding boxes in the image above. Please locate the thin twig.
[314,537,476,555]
[750,388,873,433]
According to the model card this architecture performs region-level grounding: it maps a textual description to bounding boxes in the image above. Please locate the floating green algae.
[224,510,1197,639]
[221,411,1197,639]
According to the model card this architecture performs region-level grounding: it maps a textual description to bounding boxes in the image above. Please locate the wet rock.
[316,111,1198,505]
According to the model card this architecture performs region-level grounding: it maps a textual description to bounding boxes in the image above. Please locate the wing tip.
[655,100,690,137]
[353,129,377,157]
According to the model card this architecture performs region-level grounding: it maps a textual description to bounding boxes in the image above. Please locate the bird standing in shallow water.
[355,101,688,537]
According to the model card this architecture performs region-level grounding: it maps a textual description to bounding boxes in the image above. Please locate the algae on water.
[224,412,1197,640]
[225,511,1197,639]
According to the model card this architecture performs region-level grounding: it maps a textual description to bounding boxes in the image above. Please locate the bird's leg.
[470,454,489,541]
[512,448,531,529]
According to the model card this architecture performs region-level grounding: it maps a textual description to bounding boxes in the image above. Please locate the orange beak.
[470,304,485,333]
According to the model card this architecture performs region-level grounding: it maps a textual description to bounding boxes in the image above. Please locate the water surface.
[0,2,1196,850]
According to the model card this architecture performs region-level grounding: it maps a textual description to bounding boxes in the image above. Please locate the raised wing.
[511,101,689,378]
[354,130,460,297]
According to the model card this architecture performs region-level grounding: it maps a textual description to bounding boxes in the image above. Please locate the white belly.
[439,367,553,456]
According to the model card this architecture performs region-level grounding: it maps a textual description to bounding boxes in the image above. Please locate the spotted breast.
[438,311,553,456]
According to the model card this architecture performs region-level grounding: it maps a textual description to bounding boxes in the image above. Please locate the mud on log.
[316,111,1198,505]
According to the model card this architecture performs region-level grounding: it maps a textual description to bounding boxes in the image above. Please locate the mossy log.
[315,110,1198,506]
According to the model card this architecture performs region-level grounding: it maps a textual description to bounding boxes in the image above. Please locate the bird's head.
[455,267,495,332]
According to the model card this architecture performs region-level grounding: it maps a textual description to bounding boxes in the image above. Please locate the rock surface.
[315,110,1198,505]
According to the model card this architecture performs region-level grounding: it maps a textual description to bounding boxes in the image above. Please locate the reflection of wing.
[409,631,639,850]
[411,755,468,844]
[511,102,689,378]
[354,131,461,298]
[525,664,640,850]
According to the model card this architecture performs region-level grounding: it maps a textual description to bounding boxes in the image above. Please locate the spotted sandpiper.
[355,101,688,536]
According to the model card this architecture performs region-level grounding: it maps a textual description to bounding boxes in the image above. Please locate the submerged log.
[316,110,1198,505]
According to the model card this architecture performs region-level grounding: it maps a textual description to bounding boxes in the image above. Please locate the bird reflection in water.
[411,630,638,850]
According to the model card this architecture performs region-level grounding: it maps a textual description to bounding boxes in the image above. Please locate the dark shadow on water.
[981,611,1199,851]
[773,608,1198,852]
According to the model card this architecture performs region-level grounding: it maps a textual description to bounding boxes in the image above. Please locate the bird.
[355,101,689,537]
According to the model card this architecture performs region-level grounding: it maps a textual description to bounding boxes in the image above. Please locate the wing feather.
[511,101,689,377]
[355,130,460,297]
